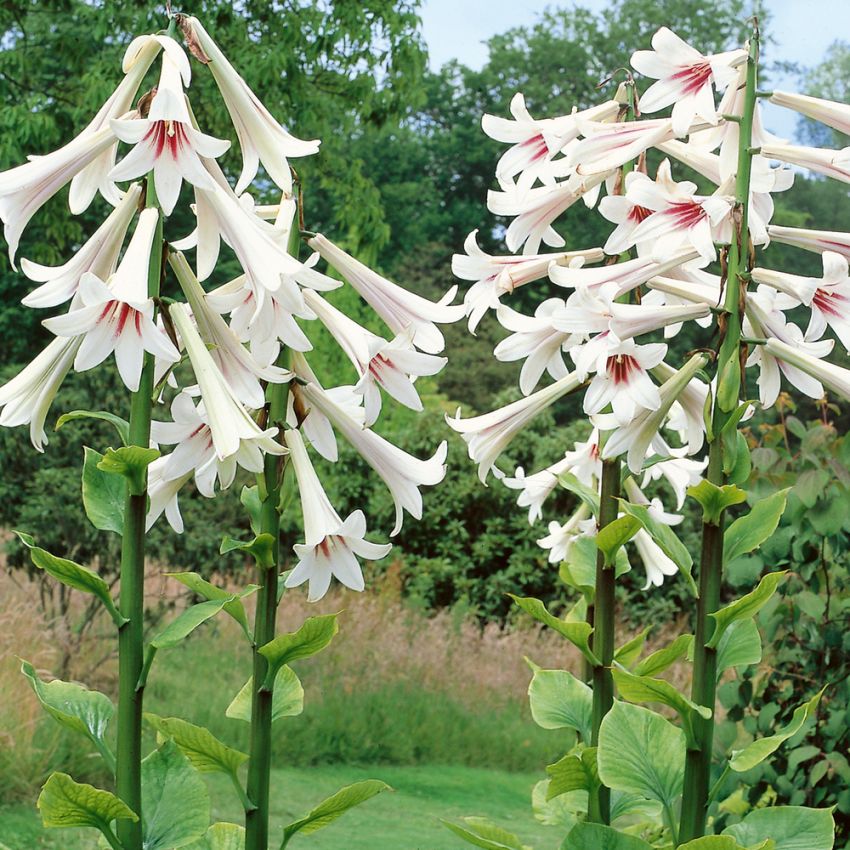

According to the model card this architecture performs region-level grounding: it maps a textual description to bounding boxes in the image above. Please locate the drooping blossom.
[630,27,746,135]
[761,143,850,186]
[168,302,286,462]
[641,454,707,510]
[446,371,582,482]
[767,225,850,261]
[300,381,447,535]
[598,170,656,255]
[0,336,82,451]
[20,183,143,308]
[770,90,850,138]
[183,15,320,194]
[537,507,593,564]
[308,233,465,354]
[42,208,180,391]
[283,429,392,601]
[110,36,231,215]
[633,528,679,589]
[567,118,678,176]
[765,338,850,401]
[145,455,191,533]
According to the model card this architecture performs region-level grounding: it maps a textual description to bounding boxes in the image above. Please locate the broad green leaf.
[546,753,591,799]
[281,780,390,847]
[726,431,752,486]
[559,536,630,598]
[614,627,650,669]
[509,595,599,666]
[82,447,124,535]
[151,598,233,650]
[226,666,304,723]
[56,410,129,445]
[97,445,160,495]
[612,668,710,747]
[15,531,122,625]
[562,822,654,850]
[220,534,275,569]
[558,472,600,516]
[145,715,248,777]
[609,791,662,823]
[677,838,747,850]
[531,779,581,828]
[241,486,263,536]
[723,806,835,850]
[528,669,592,741]
[618,500,695,593]
[708,572,787,649]
[442,817,530,850]
[38,773,136,837]
[597,702,685,809]
[633,634,693,678]
[167,572,258,639]
[21,661,113,761]
[141,741,210,850]
[724,490,789,563]
[259,615,339,687]
[184,823,246,850]
[717,619,762,673]
[687,480,747,525]
[729,689,825,772]
[596,515,640,565]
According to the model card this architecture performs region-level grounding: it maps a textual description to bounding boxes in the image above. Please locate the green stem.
[678,29,759,845]
[115,178,163,850]
[244,374,288,850]
[588,457,620,825]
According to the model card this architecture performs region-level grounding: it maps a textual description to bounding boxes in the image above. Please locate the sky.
[420,0,850,140]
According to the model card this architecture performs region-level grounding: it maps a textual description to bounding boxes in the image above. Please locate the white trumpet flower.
[770,90,850,138]
[0,335,82,451]
[308,233,465,354]
[766,225,850,261]
[761,143,850,186]
[303,289,446,425]
[446,371,583,482]
[283,429,392,601]
[765,337,850,401]
[110,36,230,216]
[185,16,320,194]
[169,302,286,462]
[145,455,190,533]
[633,528,679,589]
[20,183,143,308]
[301,381,447,535]
[537,507,594,564]
[42,208,180,391]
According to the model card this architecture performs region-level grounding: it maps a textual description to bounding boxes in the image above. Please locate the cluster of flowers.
[0,18,462,601]
[448,27,850,587]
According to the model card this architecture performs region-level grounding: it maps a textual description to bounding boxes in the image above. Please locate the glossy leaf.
[633,634,693,678]
[151,598,233,650]
[613,627,650,669]
[81,447,124,535]
[141,741,210,850]
[56,409,129,445]
[687,480,747,525]
[38,772,136,836]
[442,817,530,850]
[596,515,640,566]
[597,702,685,809]
[259,615,339,687]
[509,595,599,666]
[708,572,787,649]
[562,822,654,850]
[716,619,762,673]
[226,666,304,724]
[546,753,592,799]
[145,714,248,777]
[723,806,835,850]
[724,490,789,563]
[220,534,276,569]
[558,472,600,516]
[167,572,258,639]
[97,445,160,495]
[281,780,390,847]
[528,669,592,741]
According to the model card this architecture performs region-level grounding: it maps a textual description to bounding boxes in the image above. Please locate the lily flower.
[494,299,578,396]
[641,454,707,510]
[761,143,850,185]
[308,233,465,354]
[567,118,679,176]
[20,183,143,308]
[109,36,231,216]
[169,251,289,408]
[183,16,320,194]
[504,431,601,523]
[42,208,180,391]
[765,337,850,401]
[169,302,286,462]
[753,252,850,350]
[488,171,608,254]
[583,339,667,424]
[537,507,594,564]
[70,35,162,212]
[482,94,620,188]
[283,429,392,601]
[770,90,850,137]
[145,455,190,533]
[650,359,710,454]
[598,171,656,255]
[302,289,446,425]
[766,225,850,262]
[452,230,603,332]
[300,381,447,535]
[0,124,116,266]
[0,335,82,451]
[630,27,746,136]
[601,353,708,473]
[446,371,583,482]
[633,528,679,589]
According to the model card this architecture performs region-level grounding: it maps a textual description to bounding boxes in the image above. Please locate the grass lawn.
[0,764,562,850]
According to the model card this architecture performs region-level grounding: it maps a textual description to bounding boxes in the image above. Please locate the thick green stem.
[115,179,163,850]
[244,376,288,850]
[678,30,759,844]
[588,457,620,824]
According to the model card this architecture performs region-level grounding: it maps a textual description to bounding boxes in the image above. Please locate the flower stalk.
[115,176,163,850]
[678,26,760,843]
